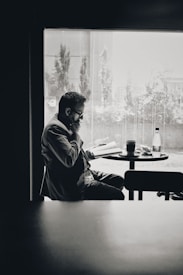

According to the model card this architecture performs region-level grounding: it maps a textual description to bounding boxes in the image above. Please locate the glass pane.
[43,28,183,173]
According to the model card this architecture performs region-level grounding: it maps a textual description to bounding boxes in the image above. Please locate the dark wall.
[4,1,183,204]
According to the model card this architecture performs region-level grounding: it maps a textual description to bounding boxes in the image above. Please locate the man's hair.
[58,91,86,115]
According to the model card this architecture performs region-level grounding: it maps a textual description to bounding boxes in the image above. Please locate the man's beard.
[70,119,80,133]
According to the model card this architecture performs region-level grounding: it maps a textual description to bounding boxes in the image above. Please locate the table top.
[103,152,169,162]
[2,201,183,275]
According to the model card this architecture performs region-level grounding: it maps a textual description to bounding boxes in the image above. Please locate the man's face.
[69,103,84,133]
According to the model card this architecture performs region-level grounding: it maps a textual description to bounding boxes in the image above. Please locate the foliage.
[45,44,73,100]
[98,48,112,106]
[123,71,183,125]
[93,105,125,124]
[143,73,183,124]
[79,56,91,100]
[44,43,183,126]
[123,81,137,120]
[45,46,91,102]
[54,44,71,97]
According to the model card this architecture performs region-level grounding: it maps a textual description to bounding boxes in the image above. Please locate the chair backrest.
[124,170,183,200]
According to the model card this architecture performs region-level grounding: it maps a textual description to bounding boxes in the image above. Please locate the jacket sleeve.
[45,125,83,168]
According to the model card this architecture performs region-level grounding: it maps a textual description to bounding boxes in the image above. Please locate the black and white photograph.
[2,1,183,274]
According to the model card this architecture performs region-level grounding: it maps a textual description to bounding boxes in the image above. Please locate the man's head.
[58,91,86,132]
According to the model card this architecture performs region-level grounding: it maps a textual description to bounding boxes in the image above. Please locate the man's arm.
[45,125,83,168]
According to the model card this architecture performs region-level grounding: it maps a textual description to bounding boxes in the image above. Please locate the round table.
[103,153,169,169]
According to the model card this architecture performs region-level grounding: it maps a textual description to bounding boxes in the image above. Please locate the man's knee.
[110,174,124,189]
[120,190,125,200]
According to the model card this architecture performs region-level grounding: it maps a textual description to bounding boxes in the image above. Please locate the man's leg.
[91,170,124,190]
[82,180,125,200]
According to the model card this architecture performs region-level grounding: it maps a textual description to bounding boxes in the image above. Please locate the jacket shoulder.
[43,116,72,137]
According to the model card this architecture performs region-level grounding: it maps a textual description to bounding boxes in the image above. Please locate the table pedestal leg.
[130,161,135,169]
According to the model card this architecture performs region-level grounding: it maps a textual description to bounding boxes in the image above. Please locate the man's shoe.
[157,191,165,197]
[171,192,183,200]
[157,191,174,198]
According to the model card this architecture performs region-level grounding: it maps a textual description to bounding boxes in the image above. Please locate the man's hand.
[85,150,95,160]
[72,132,83,148]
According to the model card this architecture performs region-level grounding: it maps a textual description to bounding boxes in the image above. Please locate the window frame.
[29,11,183,201]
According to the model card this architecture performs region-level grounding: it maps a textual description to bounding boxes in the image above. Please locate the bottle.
[152,127,161,157]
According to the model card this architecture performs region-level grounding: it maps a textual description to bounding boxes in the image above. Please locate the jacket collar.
[51,114,73,136]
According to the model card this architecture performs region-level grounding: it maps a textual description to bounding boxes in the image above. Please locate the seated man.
[40,91,125,200]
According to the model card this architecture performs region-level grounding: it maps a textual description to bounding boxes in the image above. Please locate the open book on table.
[87,141,122,158]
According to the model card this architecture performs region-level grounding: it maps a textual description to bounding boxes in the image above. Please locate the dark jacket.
[40,114,90,200]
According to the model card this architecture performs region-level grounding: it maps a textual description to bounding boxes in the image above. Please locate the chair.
[124,170,183,200]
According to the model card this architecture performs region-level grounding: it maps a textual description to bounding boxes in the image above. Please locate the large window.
[43,29,183,173]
